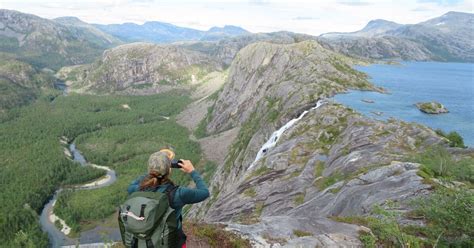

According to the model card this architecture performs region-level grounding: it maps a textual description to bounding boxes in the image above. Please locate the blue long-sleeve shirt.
[127,170,210,229]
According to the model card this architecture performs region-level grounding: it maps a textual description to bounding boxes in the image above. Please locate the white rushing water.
[248,100,326,171]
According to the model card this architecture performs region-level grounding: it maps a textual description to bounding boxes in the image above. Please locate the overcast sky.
[1,0,473,35]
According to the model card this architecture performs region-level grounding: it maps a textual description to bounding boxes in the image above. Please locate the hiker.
[120,149,209,248]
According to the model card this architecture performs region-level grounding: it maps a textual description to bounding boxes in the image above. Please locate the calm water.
[334,62,473,147]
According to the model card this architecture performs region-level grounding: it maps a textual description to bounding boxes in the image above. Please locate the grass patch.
[293,229,312,237]
[242,187,257,198]
[224,111,261,174]
[201,160,218,184]
[293,193,305,205]
[246,166,272,180]
[267,109,279,122]
[194,104,215,139]
[185,222,251,248]
[313,160,325,178]
[130,83,153,89]
[314,171,344,190]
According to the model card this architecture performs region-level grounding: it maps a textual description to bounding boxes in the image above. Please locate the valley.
[0,7,472,248]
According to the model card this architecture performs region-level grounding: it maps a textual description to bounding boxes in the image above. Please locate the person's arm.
[178,160,210,204]
[127,175,144,194]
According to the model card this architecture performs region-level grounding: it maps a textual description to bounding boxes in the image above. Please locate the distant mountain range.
[319,11,474,62]
[94,22,250,43]
[0,8,473,111]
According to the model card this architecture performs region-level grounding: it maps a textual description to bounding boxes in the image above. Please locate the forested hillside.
[0,90,216,246]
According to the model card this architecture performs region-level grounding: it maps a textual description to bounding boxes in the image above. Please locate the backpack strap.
[164,184,187,246]
[164,184,179,209]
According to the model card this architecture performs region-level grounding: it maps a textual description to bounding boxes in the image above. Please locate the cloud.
[337,1,373,6]
[248,0,271,6]
[292,16,319,21]
[128,0,155,2]
[417,0,465,5]
[412,6,432,11]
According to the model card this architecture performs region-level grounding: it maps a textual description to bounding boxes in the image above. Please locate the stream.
[39,142,118,247]
[248,100,326,171]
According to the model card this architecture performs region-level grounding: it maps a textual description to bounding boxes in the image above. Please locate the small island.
[416,101,449,114]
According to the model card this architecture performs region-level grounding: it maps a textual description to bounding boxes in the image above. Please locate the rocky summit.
[0,8,472,248]
[182,40,449,246]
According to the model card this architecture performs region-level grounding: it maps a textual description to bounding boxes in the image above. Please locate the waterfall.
[247,100,325,171]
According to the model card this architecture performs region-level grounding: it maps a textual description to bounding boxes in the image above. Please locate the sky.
[0,0,473,35]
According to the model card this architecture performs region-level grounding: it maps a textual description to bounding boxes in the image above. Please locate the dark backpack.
[118,185,179,248]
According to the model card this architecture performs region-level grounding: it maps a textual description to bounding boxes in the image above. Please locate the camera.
[171,159,183,168]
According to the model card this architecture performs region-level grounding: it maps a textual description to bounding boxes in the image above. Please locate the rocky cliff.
[185,40,448,246]
[58,42,223,94]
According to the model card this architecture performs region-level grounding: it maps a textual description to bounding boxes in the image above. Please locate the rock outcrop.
[185,40,446,245]
[416,101,449,114]
[58,43,223,94]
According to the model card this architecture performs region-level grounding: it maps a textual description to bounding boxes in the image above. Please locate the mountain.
[319,11,474,62]
[201,25,250,41]
[94,21,250,43]
[176,40,448,246]
[0,9,124,110]
[321,19,402,38]
[58,42,223,94]
[54,16,122,45]
[179,31,316,65]
[0,57,52,112]
[0,9,122,70]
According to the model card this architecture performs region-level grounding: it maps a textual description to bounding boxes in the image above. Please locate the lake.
[334,62,474,147]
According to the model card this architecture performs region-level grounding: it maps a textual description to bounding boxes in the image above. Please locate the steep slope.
[180,31,316,66]
[0,57,52,111]
[0,9,121,69]
[319,11,474,62]
[185,40,447,246]
[95,22,250,43]
[59,42,223,94]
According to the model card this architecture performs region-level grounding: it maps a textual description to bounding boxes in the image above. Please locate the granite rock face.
[186,40,446,245]
[59,43,223,94]
[205,40,377,135]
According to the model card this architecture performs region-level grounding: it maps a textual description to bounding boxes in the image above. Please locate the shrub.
[411,188,474,247]
[411,146,473,183]
[435,129,466,148]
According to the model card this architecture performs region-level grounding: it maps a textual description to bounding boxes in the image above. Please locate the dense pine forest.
[0,90,215,246]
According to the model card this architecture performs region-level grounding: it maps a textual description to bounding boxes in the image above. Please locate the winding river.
[39,141,118,247]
